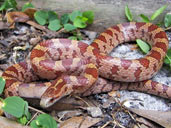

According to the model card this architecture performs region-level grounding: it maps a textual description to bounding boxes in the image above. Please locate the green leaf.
[151,5,167,21]
[156,23,162,27]
[164,13,171,28]
[18,116,28,125]
[164,48,171,65]
[30,120,40,128]
[48,19,62,31]
[24,102,31,120]
[73,16,88,28]
[2,96,26,118]
[0,1,7,11]
[61,13,69,25]
[136,39,151,54]
[69,10,82,22]
[139,14,150,23]
[0,77,5,94]
[34,10,48,25]
[22,2,34,11]
[77,34,82,40]
[48,11,58,21]
[47,11,60,31]
[68,36,77,40]
[0,0,17,11]
[64,23,76,31]
[125,5,133,22]
[30,114,57,128]
[7,0,17,8]
[82,10,94,24]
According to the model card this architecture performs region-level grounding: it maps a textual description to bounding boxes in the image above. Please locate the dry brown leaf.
[0,21,9,30]
[0,116,30,128]
[6,12,30,28]
[45,96,97,111]
[130,44,138,50]
[0,70,3,76]
[108,90,120,98]
[30,37,41,45]
[129,108,171,128]
[26,20,47,31]
[23,8,37,19]
[57,110,83,121]
[60,116,101,128]
[136,117,161,128]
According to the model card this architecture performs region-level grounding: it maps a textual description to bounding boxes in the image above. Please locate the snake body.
[2,22,171,108]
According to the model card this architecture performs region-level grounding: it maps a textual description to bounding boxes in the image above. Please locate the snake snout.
[40,89,72,108]
[40,96,57,108]
[40,93,67,108]
[40,79,73,108]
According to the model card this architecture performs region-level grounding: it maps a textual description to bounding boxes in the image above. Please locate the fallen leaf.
[6,12,30,28]
[129,108,171,128]
[26,20,47,31]
[0,21,9,30]
[0,70,3,76]
[108,90,120,98]
[60,116,101,128]
[139,124,150,128]
[30,37,41,45]
[0,54,7,60]
[57,110,82,120]
[0,64,10,71]
[0,116,30,128]
[86,107,103,117]
[136,117,161,128]
[130,44,138,50]
[24,8,37,19]
[13,44,30,51]
[46,96,96,111]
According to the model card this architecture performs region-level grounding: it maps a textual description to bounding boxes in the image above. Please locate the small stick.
[26,111,38,126]
[28,106,45,114]
[164,26,171,31]
[74,95,91,107]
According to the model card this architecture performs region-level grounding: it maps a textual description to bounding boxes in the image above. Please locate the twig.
[164,27,171,31]
[56,113,65,123]
[112,112,126,128]
[28,106,45,114]
[101,121,112,128]
[127,110,141,128]
[26,111,38,126]
[93,18,110,24]
[74,95,91,107]
[78,115,86,128]
[56,28,65,35]
[26,20,47,31]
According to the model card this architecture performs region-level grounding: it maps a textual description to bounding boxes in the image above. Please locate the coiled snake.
[2,22,171,108]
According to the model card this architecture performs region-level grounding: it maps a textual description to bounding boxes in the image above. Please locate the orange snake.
[2,22,171,108]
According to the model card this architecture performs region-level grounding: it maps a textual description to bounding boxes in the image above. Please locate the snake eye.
[49,97,55,103]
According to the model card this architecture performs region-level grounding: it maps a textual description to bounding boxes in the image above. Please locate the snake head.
[40,78,73,108]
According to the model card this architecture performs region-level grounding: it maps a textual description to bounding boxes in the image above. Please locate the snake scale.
[2,22,171,108]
